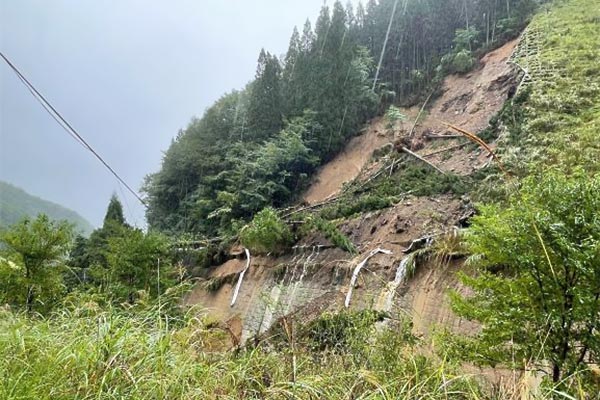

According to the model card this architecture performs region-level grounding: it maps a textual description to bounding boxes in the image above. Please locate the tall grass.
[0,298,483,399]
[1,299,594,399]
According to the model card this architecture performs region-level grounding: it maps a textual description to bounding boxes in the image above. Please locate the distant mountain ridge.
[0,181,94,235]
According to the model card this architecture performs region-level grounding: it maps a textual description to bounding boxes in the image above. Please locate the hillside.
[143,0,539,237]
[0,181,93,235]
[1,0,600,398]
[182,0,600,393]
[186,35,519,344]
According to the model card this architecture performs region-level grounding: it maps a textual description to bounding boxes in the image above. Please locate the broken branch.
[400,146,445,174]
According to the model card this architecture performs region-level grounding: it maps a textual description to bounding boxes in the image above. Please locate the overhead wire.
[0,51,147,207]
[13,69,88,149]
[116,180,137,227]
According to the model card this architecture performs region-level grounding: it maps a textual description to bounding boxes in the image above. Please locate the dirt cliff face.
[184,194,470,343]
[185,38,519,345]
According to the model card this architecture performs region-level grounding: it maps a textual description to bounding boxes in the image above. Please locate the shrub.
[450,50,475,74]
[302,310,387,353]
[304,216,356,254]
[240,207,292,254]
[452,170,600,386]
[384,105,407,132]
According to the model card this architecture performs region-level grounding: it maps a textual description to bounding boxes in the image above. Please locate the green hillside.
[0,181,93,235]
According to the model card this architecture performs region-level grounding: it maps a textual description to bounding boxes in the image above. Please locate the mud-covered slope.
[303,118,390,205]
[185,38,520,345]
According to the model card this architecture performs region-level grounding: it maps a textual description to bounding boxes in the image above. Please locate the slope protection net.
[508,12,566,95]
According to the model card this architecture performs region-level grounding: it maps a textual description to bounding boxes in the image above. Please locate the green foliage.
[72,195,131,284]
[105,229,173,303]
[450,50,475,74]
[144,4,378,237]
[303,215,356,254]
[0,214,73,312]
[0,302,519,400]
[384,105,407,132]
[103,193,126,227]
[441,27,478,75]
[0,293,594,399]
[358,0,539,101]
[0,180,93,235]
[145,114,319,237]
[303,310,387,353]
[240,208,292,254]
[451,170,600,384]
[143,0,542,238]
[64,196,179,305]
[453,27,480,51]
[320,162,468,220]
[246,49,283,139]
[500,0,600,176]
[320,194,393,221]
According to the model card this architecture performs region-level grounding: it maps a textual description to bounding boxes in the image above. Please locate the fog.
[0,0,349,228]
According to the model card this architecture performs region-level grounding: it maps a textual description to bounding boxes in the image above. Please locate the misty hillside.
[2,0,600,398]
[0,181,93,235]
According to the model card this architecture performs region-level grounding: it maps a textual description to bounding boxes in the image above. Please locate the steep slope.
[185,37,522,346]
[302,118,390,205]
[0,181,93,235]
[301,38,518,206]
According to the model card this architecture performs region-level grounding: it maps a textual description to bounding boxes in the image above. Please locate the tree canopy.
[0,214,73,312]
[450,170,600,384]
[143,0,542,238]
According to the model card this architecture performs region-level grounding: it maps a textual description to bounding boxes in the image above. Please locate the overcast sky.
[0,0,351,229]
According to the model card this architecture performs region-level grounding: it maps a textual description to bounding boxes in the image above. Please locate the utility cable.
[0,51,147,207]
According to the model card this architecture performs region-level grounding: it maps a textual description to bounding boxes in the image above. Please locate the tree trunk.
[552,363,561,383]
[25,266,33,312]
[26,285,34,312]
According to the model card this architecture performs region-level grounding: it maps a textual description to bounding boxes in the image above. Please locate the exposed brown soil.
[303,118,392,205]
[404,38,520,175]
[186,39,520,349]
[209,258,245,278]
[303,39,518,206]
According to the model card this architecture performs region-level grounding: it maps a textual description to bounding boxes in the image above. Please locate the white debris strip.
[345,248,392,308]
[230,248,251,307]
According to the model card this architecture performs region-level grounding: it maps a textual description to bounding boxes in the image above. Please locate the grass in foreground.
[0,299,595,400]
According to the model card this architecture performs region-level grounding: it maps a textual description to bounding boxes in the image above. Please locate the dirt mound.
[303,118,391,205]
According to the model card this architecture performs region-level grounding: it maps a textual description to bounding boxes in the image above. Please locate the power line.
[0,51,147,207]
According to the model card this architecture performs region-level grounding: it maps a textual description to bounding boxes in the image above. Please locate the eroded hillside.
[185,37,521,346]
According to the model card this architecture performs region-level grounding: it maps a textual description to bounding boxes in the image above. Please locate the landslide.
[185,37,521,344]
[303,37,518,207]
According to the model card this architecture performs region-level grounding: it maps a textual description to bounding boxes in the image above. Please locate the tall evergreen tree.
[283,27,302,115]
[356,1,366,30]
[84,195,131,279]
[300,19,315,52]
[246,49,283,140]
[314,5,331,56]
[103,194,126,228]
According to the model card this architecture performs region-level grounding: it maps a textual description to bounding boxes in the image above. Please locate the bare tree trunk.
[552,363,561,383]
[26,286,34,312]
[486,12,490,46]
[401,146,445,174]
